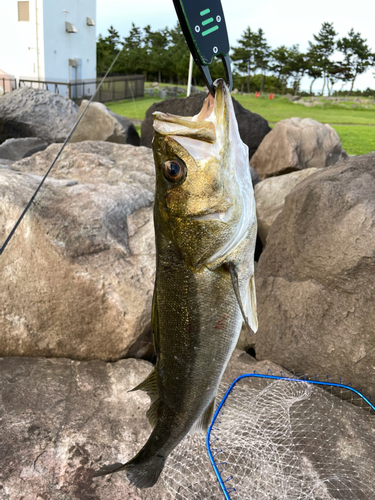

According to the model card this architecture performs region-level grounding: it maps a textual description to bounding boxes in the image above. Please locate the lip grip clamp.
[172,0,233,95]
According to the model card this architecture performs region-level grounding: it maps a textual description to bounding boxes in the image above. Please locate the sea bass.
[94,79,258,488]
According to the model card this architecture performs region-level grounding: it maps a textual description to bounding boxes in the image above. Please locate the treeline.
[97,22,375,96]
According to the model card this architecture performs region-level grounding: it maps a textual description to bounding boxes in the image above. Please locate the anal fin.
[146,398,162,428]
[189,397,216,435]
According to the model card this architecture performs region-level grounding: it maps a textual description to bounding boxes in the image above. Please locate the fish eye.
[163,160,186,184]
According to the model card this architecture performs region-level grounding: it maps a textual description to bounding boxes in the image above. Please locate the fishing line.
[0,46,125,257]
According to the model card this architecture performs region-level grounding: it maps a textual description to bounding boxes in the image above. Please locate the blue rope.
[206,373,375,500]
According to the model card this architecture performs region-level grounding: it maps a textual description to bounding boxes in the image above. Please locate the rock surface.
[0,141,156,361]
[251,117,343,179]
[0,350,281,500]
[141,92,271,158]
[254,168,319,245]
[0,87,78,144]
[1,351,374,499]
[250,165,260,187]
[0,158,13,169]
[70,100,140,146]
[255,153,375,398]
[0,137,48,160]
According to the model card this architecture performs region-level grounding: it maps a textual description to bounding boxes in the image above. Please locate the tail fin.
[93,453,165,489]
[125,455,165,489]
[92,462,125,477]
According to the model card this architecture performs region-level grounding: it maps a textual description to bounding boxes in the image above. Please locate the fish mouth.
[193,204,235,224]
[152,79,230,160]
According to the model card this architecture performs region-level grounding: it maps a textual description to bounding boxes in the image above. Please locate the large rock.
[0,141,156,361]
[0,158,13,169]
[255,168,318,245]
[0,137,48,160]
[0,356,167,500]
[255,153,375,398]
[1,351,374,499]
[0,87,78,144]
[141,92,271,159]
[251,117,343,179]
[70,100,140,146]
[0,350,279,500]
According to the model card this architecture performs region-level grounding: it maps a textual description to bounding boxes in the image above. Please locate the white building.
[0,0,96,91]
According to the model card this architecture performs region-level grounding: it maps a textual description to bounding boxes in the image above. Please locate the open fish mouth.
[152,80,228,161]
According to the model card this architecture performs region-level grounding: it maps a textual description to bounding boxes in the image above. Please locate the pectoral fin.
[229,263,258,334]
[245,274,258,333]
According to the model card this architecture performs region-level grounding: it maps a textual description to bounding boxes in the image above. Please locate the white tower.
[0,0,97,85]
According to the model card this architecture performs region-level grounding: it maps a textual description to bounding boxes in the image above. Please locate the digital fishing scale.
[172,0,233,95]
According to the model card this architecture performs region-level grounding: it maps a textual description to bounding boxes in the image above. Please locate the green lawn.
[106,96,163,121]
[332,126,375,156]
[107,93,375,156]
[234,95,375,125]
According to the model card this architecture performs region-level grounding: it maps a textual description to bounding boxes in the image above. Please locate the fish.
[93,78,258,488]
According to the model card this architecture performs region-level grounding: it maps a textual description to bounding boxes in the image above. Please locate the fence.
[0,78,17,95]
[18,75,146,104]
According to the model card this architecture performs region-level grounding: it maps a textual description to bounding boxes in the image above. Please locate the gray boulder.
[141,92,271,159]
[251,117,344,179]
[250,165,260,187]
[0,137,48,160]
[70,100,140,146]
[254,168,319,245]
[255,153,375,398]
[0,87,78,144]
[0,141,156,361]
[1,351,374,499]
[0,158,13,169]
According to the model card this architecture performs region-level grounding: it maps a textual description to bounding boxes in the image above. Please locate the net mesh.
[160,376,375,500]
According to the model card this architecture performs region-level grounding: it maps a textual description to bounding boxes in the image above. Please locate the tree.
[287,45,307,95]
[231,27,258,93]
[231,27,270,93]
[337,29,374,95]
[311,22,338,95]
[306,43,323,95]
[326,61,352,95]
[96,26,121,75]
[144,26,169,83]
[119,24,148,76]
[167,23,190,85]
[253,29,271,93]
[269,46,290,94]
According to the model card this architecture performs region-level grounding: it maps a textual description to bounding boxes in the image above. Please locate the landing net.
[160,374,375,500]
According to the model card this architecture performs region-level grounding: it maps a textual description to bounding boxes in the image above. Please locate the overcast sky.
[97,0,375,92]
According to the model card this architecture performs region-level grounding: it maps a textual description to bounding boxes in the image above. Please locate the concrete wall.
[43,0,96,82]
[0,0,96,87]
[0,0,45,82]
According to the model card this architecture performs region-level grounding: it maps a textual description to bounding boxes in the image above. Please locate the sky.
[97,0,375,92]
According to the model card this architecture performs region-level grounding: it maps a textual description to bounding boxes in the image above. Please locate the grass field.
[107,96,163,122]
[107,93,375,156]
